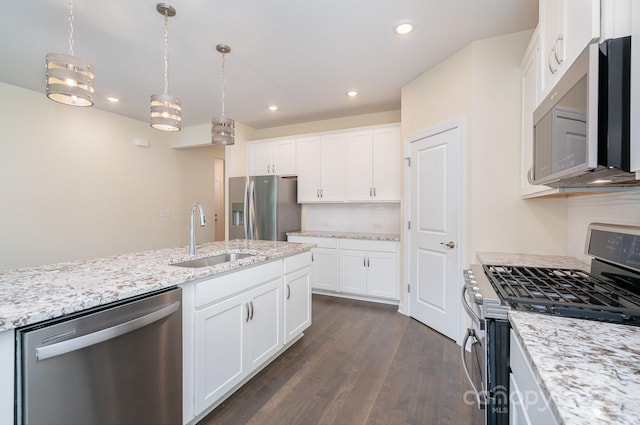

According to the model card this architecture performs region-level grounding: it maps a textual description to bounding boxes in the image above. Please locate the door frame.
[402,116,467,345]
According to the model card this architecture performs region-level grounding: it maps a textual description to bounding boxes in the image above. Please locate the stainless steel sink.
[170,253,254,268]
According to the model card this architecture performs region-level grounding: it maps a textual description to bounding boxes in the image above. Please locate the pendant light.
[211,44,235,146]
[150,3,182,132]
[45,0,94,107]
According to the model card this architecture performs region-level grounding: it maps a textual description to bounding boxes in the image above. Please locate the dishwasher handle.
[36,301,181,361]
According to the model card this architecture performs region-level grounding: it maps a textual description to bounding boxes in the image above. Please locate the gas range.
[461,223,640,425]
[482,261,640,325]
[468,223,640,326]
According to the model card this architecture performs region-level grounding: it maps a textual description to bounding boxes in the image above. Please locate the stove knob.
[473,293,484,305]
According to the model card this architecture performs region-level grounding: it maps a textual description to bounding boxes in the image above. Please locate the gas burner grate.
[482,265,640,323]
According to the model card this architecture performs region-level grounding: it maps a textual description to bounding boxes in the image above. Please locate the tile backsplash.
[303,203,401,234]
[568,191,640,263]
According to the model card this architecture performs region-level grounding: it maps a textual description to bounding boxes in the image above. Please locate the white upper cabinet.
[521,28,553,197]
[247,138,296,176]
[539,0,600,98]
[346,125,401,202]
[296,134,346,202]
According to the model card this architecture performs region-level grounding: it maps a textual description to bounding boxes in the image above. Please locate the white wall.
[0,82,224,269]
[401,30,569,266]
[303,203,401,234]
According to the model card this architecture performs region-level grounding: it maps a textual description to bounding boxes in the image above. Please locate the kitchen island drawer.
[194,261,281,308]
[284,251,312,274]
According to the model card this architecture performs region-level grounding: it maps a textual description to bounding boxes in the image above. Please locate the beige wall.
[0,82,224,269]
[401,30,569,266]
[252,110,401,140]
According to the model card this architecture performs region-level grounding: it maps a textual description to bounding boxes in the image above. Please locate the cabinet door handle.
[249,301,254,320]
[272,163,276,174]
[286,284,291,300]
[321,189,324,198]
[373,187,376,197]
[363,257,366,267]
[317,189,320,198]
[245,303,250,322]
[267,164,271,174]
[369,187,372,197]
[367,257,370,267]
[548,48,558,74]
[311,252,314,262]
[554,34,564,65]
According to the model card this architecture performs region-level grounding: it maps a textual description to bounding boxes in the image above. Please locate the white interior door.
[409,122,462,341]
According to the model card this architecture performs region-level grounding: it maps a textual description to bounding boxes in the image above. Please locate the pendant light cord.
[163,11,169,95]
[220,52,226,118]
[67,0,74,56]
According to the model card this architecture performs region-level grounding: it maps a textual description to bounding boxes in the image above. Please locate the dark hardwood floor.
[199,295,482,425]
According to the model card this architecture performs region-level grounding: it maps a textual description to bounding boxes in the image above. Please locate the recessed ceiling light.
[106,96,120,102]
[394,20,415,35]
[346,90,359,97]
[589,179,613,184]
[268,105,279,111]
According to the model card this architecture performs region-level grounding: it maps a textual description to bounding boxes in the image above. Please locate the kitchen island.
[0,239,314,425]
[0,239,312,331]
[510,310,640,425]
[477,252,640,425]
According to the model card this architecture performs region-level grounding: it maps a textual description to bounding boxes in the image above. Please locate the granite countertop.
[476,252,639,424]
[0,239,313,332]
[476,251,590,271]
[510,311,640,425]
[288,230,400,241]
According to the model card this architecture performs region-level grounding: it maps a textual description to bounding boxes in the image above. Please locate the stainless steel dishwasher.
[16,287,182,425]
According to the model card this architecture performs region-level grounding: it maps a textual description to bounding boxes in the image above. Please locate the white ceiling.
[0,0,538,129]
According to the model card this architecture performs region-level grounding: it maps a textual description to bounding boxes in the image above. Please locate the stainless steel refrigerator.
[228,175,301,241]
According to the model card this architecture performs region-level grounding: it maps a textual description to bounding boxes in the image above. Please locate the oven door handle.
[460,327,486,410]
[461,285,481,328]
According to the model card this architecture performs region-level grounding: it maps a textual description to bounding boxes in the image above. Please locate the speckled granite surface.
[510,311,640,425]
[476,251,590,271]
[287,230,400,241]
[0,240,313,332]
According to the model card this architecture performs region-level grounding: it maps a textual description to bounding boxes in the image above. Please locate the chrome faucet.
[189,202,206,256]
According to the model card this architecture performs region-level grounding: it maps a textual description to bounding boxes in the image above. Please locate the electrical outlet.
[160,209,170,217]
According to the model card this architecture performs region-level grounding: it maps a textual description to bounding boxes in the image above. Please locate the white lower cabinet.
[509,330,558,425]
[338,249,368,294]
[183,254,312,423]
[338,239,398,300]
[287,236,338,292]
[284,253,312,344]
[288,235,398,302]
[193,275,282,416]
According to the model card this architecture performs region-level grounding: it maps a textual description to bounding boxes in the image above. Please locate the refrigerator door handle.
[249,180,257,239]
[243,180,250,239]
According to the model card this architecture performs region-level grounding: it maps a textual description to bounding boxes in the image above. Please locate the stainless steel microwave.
[531,36,636,188]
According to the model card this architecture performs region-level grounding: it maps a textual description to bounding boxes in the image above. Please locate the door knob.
[440,241,456,249]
